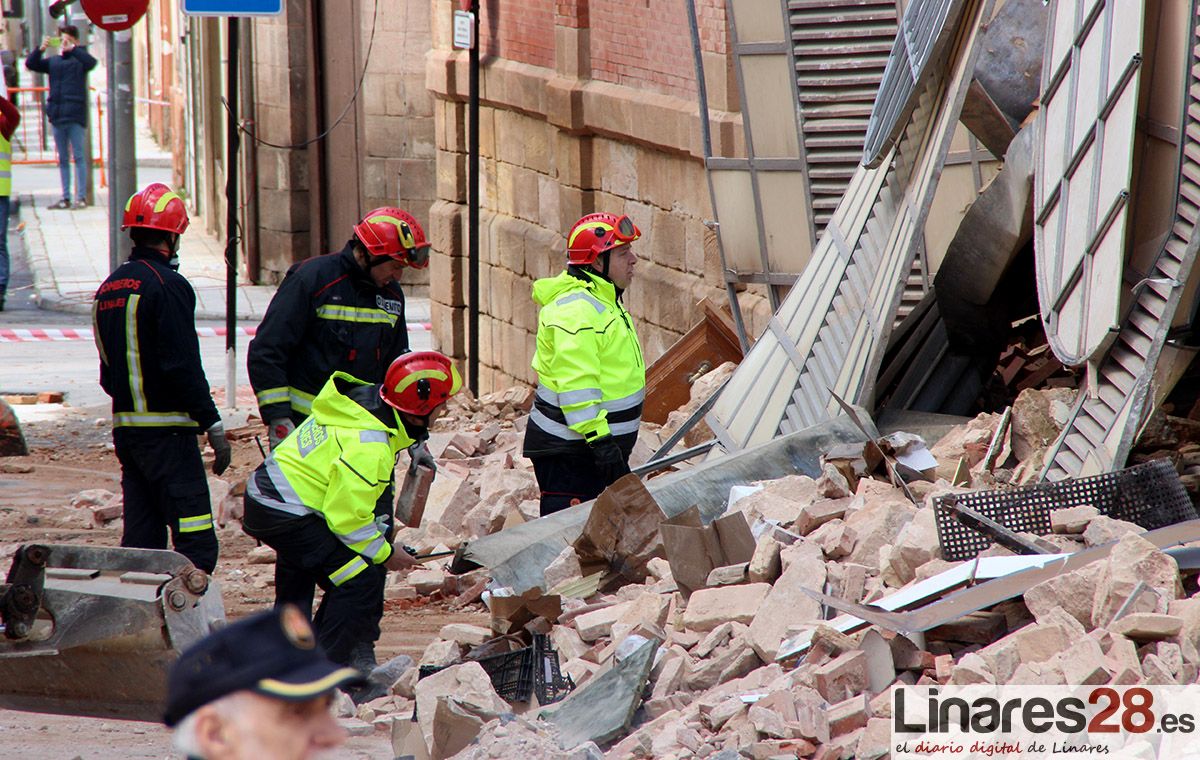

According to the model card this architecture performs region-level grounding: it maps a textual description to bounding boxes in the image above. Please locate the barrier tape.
[0,323,433,342]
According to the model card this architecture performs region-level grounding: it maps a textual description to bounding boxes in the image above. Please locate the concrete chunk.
[1082,516,1142,548]
[748,549,825,662]
[413,662,508,759]
[1050,505,1099,534]
[1110,613,1184,642]
[843,482,917,567]
[543,546,583,591]
[683,583,771,633]
[747,535,783,584]
[437,624,492,648]
[794,498,850,535]
[571,601,629,642]
[1024,562,1102,628]
[1092,533,1182,628]
[813,650,869,702]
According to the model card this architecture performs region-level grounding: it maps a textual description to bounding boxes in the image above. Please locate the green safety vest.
[247,372,413,584]
[0,132,12,197]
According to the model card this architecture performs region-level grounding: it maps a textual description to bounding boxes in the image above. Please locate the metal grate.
[933,459,1197,561]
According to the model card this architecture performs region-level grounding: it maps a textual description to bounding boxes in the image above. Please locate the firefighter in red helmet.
[91,183,231,574]
[248,206,430,447]
[242,351,462,693]
[523,212,646,514]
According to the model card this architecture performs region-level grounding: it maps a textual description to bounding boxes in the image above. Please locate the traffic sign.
[182,0,283,16]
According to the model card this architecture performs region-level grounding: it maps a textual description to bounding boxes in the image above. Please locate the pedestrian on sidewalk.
[248,207,431,449]
[164,604,362,759]
[241,352,460,680]
[523,212,646,515]
[0,92,19,311]
[92,183,231,574]
[24,24,96,210]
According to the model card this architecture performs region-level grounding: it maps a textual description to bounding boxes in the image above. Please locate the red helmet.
[380,351,463,416]
[566,212,641,266]
[121,183,189,235]
[352,207,431,269]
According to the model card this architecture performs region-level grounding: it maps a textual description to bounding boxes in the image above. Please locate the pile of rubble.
[313,386,1200,759]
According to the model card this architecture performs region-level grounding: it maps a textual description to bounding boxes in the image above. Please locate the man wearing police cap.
[165,604,362,759]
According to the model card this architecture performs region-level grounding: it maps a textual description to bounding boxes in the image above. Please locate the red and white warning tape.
[0,323,432,343]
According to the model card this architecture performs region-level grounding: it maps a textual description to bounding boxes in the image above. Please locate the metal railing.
[8,86,106,187]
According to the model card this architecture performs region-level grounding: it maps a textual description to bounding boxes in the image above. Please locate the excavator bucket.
[0,543,225,721]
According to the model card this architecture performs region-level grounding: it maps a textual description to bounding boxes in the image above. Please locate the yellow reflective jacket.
[246,372,412,569]
[524,267,645,456]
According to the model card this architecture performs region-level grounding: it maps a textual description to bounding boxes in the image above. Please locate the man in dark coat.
[25,24,96,209]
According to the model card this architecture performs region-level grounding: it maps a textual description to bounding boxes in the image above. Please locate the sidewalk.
[17,122,275,321]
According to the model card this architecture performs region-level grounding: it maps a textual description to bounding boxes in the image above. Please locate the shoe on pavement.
[47,199,71,210]
[72,200,87,210]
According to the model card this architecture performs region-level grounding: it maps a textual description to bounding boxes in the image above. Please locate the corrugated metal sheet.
[706,0,994,451]
[862,0,967,168]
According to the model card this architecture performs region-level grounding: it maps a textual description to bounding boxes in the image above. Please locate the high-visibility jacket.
[248,242,409,424]
[523,266,645,457]
[246,372,412,585]
[92,247,220,432]
[0,132,11,197]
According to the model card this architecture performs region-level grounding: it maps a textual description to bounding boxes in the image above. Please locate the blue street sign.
[182,0,283,16]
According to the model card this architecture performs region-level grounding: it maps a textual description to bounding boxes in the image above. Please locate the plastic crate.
[417,633,573,705]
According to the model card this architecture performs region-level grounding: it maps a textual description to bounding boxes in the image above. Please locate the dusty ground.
[0,402,489,758]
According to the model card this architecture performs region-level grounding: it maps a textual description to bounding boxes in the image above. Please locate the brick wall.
[590,0,700,98]
[427,0,772,394]
[479,0,556,70]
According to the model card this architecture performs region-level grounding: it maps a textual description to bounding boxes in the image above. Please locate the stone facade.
[427,0,770,393]
[249,1,435,289]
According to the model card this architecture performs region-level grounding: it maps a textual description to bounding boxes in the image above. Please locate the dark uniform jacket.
[24,46,97,126]
[92,247,219,432]
[248,242,408,424]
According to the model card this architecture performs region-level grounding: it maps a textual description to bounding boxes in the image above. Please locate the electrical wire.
[220,0,380,151]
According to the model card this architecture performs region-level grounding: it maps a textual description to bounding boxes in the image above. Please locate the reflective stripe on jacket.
[246,372,413,581]
[248,242,409,424]
[523,266,644,457]
[92,248,220,432]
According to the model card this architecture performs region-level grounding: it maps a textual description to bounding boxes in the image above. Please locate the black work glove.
[206,422,232,476]
[408,441,437,474]
[590,435,631,484]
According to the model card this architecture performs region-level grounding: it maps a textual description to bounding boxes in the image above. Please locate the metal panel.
[1042,0,1199,481]
[862,0,968,167]
[709,0,816,308]
[707,0,995,451]
[1033,0,1146,365]
[710,169,763,275]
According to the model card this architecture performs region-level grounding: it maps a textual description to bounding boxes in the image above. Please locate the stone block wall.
[249,0,436,288]
[251,9,315,280]
[427,0,772,394]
